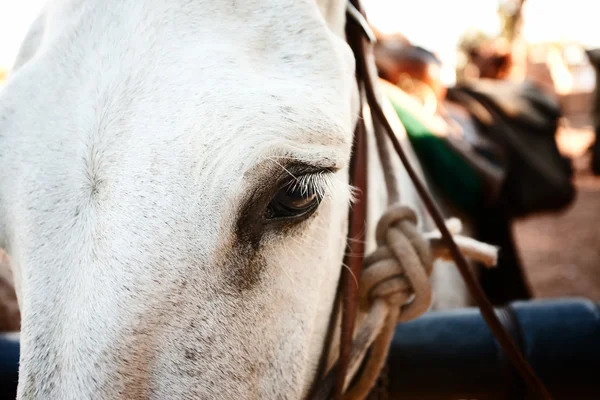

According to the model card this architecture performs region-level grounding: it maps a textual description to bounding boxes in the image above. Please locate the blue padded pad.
[0,335,19,398]
[386,298,600,399]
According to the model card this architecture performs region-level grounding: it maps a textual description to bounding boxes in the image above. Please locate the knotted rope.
[339,205,498,400]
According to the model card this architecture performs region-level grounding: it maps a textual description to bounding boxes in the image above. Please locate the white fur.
[0,0,472,398]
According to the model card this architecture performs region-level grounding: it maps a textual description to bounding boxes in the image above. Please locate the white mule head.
[0,0,358,398]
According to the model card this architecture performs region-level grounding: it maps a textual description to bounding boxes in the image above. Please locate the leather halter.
[311,1,554,399]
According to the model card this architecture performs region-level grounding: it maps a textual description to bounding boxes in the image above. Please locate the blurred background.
[359,0,600,303]
[0,0,599,331]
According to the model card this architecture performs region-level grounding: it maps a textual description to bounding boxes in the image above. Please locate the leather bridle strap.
[335,78,369,399]
[328,1,553,399]
[309,74,369,400]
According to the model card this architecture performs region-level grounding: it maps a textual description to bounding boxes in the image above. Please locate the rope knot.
[337,206,500,400]
[360,204,434,322]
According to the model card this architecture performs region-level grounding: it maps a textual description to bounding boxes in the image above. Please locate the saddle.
[373,35,575,219]
[446,79,576,218]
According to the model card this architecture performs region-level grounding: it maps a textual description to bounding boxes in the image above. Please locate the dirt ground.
[513,125,600,301]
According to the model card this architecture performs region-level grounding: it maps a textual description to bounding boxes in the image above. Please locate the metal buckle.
[346,2,376,44]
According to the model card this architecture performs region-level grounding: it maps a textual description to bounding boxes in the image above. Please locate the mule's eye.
[265,182,321,220]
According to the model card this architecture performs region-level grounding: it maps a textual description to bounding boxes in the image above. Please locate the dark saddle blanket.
[445,79,576,218]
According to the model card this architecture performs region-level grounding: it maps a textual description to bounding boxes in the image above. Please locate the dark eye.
[265,182,322,220]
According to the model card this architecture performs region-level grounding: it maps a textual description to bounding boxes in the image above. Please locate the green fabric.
[387,96,483,213]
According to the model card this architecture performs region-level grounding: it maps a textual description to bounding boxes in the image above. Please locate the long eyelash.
[263,157,356,204]
[286,173,329,198]
[286,173,357,204]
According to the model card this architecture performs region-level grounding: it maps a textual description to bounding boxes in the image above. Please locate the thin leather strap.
[335,78,369,399]
[496,305,528,399]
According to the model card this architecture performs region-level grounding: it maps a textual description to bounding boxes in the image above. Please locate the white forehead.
[23,0,357,161]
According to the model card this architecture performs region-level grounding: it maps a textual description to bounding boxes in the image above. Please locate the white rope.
[341,206,498,399]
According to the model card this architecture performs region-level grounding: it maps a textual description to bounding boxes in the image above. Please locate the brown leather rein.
[310,2,554,399]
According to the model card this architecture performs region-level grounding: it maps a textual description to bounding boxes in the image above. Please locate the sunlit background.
[0,0,46,68]
[367,0,600,50]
